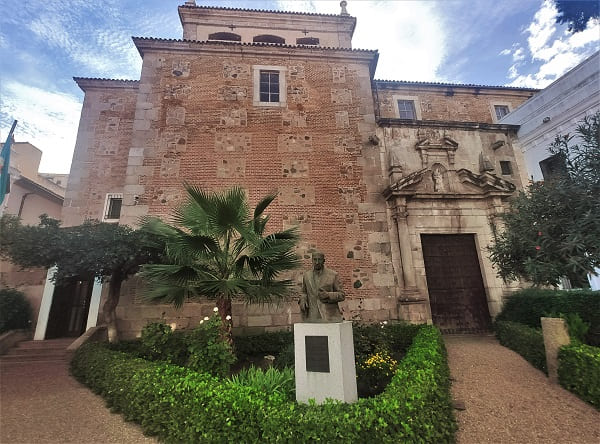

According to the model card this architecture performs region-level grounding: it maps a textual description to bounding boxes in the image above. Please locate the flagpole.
[0,120,18,216]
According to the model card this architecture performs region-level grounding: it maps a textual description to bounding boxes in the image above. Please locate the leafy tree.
[0,216,163,342]
[138,185,301,328]
[489,112,600,286]
[554,0,599,33]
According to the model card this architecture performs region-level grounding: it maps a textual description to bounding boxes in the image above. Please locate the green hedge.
[495,321,547,373]
[558,344,600,409]
[496,289,600,345]
[71,325,456,443]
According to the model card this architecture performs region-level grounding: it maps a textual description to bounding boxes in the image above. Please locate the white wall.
[501,51,600,181]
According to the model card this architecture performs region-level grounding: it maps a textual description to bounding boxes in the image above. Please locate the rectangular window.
[397,100,417,119]
[500,161,512,176]
[494,105,510,120]
[103,193,123,221]
[259,70,280,103]
[253,65,286,107]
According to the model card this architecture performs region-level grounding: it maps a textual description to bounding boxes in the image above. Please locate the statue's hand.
[328,291,345,303]
[318,291,330,301]
[299,297,308,312]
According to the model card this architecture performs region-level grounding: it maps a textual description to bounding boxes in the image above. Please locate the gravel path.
[1,358,156,443]
[445,335,599,444]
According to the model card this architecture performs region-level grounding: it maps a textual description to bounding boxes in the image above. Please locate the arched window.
[253,34,285,44]
[208,32,241,42]
[296,37,320,46]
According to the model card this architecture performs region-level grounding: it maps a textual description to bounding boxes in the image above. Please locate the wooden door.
[421,234,491,333]
[45,279,92,339]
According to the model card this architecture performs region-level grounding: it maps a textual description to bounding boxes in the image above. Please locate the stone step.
[0,357,68,366]
[3,348,69,358]
[14,339,74,350]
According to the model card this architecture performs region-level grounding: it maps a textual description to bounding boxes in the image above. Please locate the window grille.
[103,193,123,221]
[259,70,280,103]
[397,100,417,119]
[494,105,510,120]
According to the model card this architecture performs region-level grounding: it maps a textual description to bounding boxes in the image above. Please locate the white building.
[501,51,599,181]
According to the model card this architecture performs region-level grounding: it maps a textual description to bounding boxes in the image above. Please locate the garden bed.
[71,324,456,443]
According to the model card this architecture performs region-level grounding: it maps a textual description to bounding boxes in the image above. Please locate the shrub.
[0,288,32,334]
[496,289,600,345]
[185,315,235,377]
[353,322,421,364]
[273,342,295,369]
[136,315,235,377]
[234,330,293,362]
[562,313,590,345]
[229,366,295,401]
[140,322,173,359]
[71,325,456,443]
[558,343,600,409]
[356,348,398,397]
[495,320,547,373]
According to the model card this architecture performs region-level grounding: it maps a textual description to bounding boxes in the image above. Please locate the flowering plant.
[356,348,398,397]
[186,309,235,377]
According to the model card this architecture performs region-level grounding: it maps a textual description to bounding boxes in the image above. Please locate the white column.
[85,278,103,331]
[34,266,57,340]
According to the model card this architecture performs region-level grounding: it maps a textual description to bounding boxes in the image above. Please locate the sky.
[0,0,598,174]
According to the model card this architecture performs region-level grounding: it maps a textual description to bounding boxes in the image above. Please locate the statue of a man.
[300,251,345,322]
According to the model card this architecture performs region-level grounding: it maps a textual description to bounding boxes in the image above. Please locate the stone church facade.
[56,2,537,338]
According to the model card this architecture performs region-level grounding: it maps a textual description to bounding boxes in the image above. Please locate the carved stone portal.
[415,132,458,168]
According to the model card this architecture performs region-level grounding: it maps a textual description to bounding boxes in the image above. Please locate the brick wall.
[376,83,536,123]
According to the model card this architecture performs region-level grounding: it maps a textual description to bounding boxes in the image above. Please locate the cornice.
[74,77,139,92]
[377,118,520,132]
[132,37,378,75]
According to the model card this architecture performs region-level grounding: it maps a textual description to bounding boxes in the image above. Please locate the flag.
[0,120,18,204]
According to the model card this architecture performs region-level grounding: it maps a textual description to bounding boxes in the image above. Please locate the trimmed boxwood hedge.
[495,321,547,373]
[71,325,456,443]
[496,289,600,345]
[558,344,600,409]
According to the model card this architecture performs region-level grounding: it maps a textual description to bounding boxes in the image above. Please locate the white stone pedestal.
[294,321,357,404]
[541,317,570,383]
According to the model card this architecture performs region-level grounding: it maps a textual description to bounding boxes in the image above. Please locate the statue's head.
[312,251,325,271]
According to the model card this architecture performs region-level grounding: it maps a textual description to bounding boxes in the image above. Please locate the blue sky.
[1,0,598,173]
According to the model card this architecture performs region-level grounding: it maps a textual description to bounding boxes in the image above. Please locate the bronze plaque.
[305,336,330,373]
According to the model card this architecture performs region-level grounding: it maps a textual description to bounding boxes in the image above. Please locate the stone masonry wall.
[116,46,398,335]
[376,84,536,123]
[62,84,138,226]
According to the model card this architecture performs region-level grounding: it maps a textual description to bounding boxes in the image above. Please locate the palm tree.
[138,185,301,325]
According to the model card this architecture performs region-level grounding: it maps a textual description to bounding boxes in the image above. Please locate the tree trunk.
[103,272,123,343]
[216,296,233,344]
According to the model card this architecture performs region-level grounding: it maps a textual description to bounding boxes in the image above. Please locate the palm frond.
[138,186,300,307]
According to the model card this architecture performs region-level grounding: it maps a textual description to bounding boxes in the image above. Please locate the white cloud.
[276,0,447,81]
[527,0,558,55]
[26,10,141,78]
[499,48,512,56]
[513,47,526,62]
[508,1,600,88]
[0,82,82,173]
